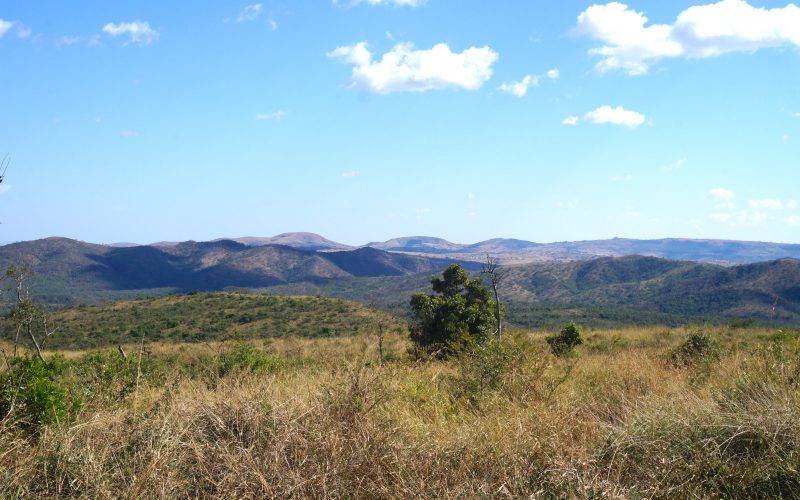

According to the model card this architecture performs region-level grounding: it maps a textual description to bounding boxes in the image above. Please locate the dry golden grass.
[2,325,799,498]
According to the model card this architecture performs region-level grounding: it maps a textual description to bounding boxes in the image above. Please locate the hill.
[0,237,477,307]
[4,292,405,349]
[364,235,800,265]
[262,256,800,327]
[218,232,354,251]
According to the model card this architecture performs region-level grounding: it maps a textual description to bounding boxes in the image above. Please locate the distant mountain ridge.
[2,237,799,326]
[99,232,800,265]
[0,237,479,307]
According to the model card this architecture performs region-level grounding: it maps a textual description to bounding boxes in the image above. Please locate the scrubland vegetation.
[2,321,799,498]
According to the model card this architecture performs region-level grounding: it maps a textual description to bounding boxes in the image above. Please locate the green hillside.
[2,293,405,349]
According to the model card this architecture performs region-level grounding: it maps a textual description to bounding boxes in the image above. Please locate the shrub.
[216,342,285,377]
[671,331,718,367]
[409,264,496,358]
[546,321,584,356]
[0,355,77,433]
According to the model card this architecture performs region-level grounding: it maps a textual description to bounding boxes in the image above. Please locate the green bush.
[0,355,77,433]
[450,339,513,406]
[546,321,584,356]
[671,331,718,367]
[216,342,285,377]
[409,264,496,358]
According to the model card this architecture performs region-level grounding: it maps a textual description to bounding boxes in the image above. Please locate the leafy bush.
[546,321,584,356]
[409,264,496,357]
[671,331,718,367]
[449,339,513,406]
[0,355,77,433]
[216,342,285,377]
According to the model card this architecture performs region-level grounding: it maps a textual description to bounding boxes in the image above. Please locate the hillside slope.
[5,292,405,349]
[0,238,476,307]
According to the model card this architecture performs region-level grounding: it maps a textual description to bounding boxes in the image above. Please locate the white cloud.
[499,75,538,97]
[710,187,736,201]
[782,133,790,143]
[562,115,580,126]
[268,18,278,31]
[584,105,646,127]
[341,171,359,178]
[102,21,159,45]
[788,200,798,209]
[255,111,288,120]
[16,24,31,38]
[328,42,498,94]
[237,4,263,22]
[711,210,770,226]
[786,215,800,226]
[574,1,800,76]
[710,212,732,223]
[748,198,785,210]
[546,68,560,80]
[0,184,11,194]
[56,35,82,47]
[467,192,474,200]
[120,130,141,138]
[663,158,686,171]
[0,19,12,38]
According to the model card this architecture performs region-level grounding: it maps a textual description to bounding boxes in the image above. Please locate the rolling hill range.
[363,236,800,265]
[2,236,800,328]
[262,256,800,327]
[0,237,479,307]
[125,232,800,265]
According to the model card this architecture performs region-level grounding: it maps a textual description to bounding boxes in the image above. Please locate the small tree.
[409,264,495,357]
[5,266,58,363]
[546,321,584,356]
[481,255,505,340]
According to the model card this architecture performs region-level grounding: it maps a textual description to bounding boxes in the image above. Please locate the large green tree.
[409,264,496,356]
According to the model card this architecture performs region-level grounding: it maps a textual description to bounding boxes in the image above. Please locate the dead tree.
[481,255,506,340]
[6,266,58,363]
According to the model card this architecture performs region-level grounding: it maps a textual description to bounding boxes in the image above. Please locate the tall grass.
[1,326,799,498]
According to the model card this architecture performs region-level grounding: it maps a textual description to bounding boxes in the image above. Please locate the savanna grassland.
[2,301,799,498]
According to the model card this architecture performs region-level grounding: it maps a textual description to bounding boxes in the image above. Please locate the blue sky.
[1,0,799,245]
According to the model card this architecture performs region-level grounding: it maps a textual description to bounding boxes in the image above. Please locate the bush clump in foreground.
[0,355,76,434]
[546,321,584,356]
[409,264,496,357]
[670,331,718,367]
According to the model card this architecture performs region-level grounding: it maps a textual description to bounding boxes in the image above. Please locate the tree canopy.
[409,264,496,356]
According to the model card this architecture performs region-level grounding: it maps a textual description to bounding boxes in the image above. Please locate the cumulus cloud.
[584,105,646,127]
[499,75,538,97]
[328,42,498,94]
[663,158,687,171]
[237,4,263,22]
[0,18,30,39]
[711,210,769,226]
[102,20,159,45]
[710,187,736,201]
[546,68,560,80]
[0,19,11,38]
[574,0,800,75]
[747,198,798,210]
[562,115,580,126]
[748,198,784,210]
[255,111,288,120]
